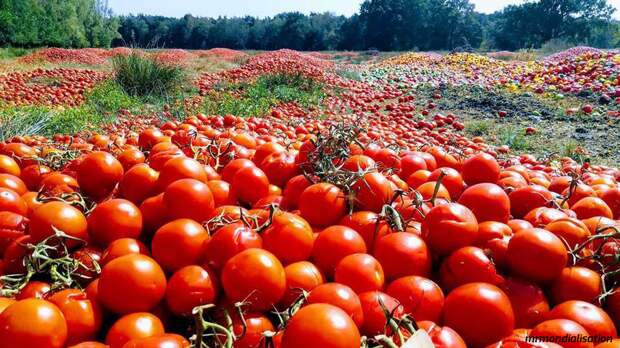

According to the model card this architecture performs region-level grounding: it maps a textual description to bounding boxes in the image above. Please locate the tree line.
[0,0,618,51]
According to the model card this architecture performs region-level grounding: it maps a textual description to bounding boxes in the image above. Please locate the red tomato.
[105,312,164,348]
[221,248,286,311]
[165,265,218,316]
[311,225,366,276]
[458,183,510,223]
[0,299,68,348]
[506,228,568,283]
[299,183,347,227]
[98,254,167,314]
[77,151,124,200]
[373,232,431,280]
[88,199,143,246]
[151,218,209,272]
[335,253,384,294]
[307,283,364,327]
[443,283,515,347]
[421,203,479,256]
[281,304,360,348]
[48,289,102,345]
[386,276,444,323]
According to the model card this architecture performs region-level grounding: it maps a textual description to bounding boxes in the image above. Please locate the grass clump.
[497,126,532,151]
[465,119,492,136]
[0,81,140,140]
[203,73,326,117]
[112,53,187,98]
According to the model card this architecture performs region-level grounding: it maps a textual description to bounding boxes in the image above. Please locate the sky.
[109,0,620,19]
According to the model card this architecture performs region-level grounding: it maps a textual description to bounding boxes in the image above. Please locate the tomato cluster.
[0,105,619,348]
[0,68,106,106]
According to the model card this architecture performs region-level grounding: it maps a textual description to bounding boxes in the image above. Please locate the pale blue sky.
[109,0,620,18]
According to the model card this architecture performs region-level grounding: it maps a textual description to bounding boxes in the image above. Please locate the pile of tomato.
[19,48,108,66]
[196,49,248,62]
[197,49,338,95]
[0,68,107,106]
[0,98,619,348]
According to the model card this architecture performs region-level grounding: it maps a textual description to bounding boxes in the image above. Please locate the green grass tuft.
[112,53,187,98]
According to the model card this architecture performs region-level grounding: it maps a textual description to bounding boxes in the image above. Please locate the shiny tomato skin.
[281,304,360,348]
[98,254,167,314]
[306,283,364,327]
[0,298,68,348]
[151,218,209,272]
[88,199,143,246]
[221,248,286,312]
[443,282,515,347]
[48,289,102,345]
[165,265,219,316]
[105,312,164,348]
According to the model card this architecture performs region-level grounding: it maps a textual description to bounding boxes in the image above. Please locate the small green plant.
[112,53,187,98]
[0,107,51,140]
[0,47,30,59]
[464,120,492,136]
[497,126,532,151]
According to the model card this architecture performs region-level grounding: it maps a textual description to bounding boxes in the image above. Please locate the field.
[0,46,620,347]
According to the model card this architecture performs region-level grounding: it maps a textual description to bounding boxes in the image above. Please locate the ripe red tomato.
[121,334,189,348]
[151,218,209,272]
[299,183,347,227]
[98,254,167,314]
[307,283,364,327]
[280,261,325,307]
[335,253,384,294]
[500,277,550,328]
[48,289,102,345]
[373,232,431,280]
[443,282,515,347]
[547,300,617,338]
[422,203,479,256]
[386,275,444,323]
[262,211,314,264]
[461,152,500,185]
[439,246,504,290]
[230,166,270,205]
[506,228,568,283]
[77,151,124,200]
[163,178,215,222]
[221,248,286,311]
[530,319,592,348]
[0,299,68,348]
[202,222,262,271]
[105,312,164,348]
[88,199,143,246]
[358,291,403,336]
[312,225,366,276]
[165,265,219,316]
[458,183,510,223]
[281,304,360,348]
[29,201,88,243]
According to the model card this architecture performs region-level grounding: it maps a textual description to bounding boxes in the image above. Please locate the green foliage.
[489,0,615,50]
[0,81,139,139]
[0,47,30,59]
[0,0,119,48]
[497,126,533,151]
[112,53,187,98]
[464,120,492,136]
[203,73,326,117]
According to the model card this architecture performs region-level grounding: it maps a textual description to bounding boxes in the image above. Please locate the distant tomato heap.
[0,68,106,106]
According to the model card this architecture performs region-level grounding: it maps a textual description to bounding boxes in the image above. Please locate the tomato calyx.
[0,228,100,297]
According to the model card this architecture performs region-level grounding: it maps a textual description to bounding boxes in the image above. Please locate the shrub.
[112,53,187,98]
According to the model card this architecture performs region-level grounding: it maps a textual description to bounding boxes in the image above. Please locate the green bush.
[112,53,187,98]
